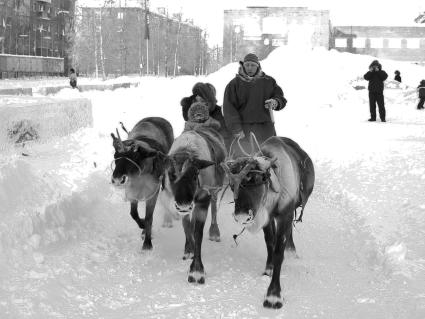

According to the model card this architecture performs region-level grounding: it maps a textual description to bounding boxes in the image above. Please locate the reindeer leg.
[142,192,158,250]
[208,192,220,242]
[161,211,173,228]
[182,214,194,260]
[188,190,210,284]
[130,200,145,232]
[262,219,276,276]
[263,211,292,309]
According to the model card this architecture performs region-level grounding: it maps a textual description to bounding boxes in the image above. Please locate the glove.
[265,99,278,110]
[233,131,245,140]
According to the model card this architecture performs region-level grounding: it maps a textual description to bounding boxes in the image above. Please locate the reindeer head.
[111,129,166,200]
[164,151,214,215]
[221,133,278,226]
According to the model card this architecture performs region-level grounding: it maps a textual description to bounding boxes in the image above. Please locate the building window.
[47,7,51,14]
[335,38,347,48]
[370,38,383,48]
[117,12,124,19]
[353,37,366,48]
[33,3,36,11]
[388,38,401,48]
[401,39,407,49]
[406,38,420,48]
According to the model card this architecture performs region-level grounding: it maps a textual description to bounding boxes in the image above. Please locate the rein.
[111,157,144,176]
[111,157,163,201]
[232,173,270,246]
[139,175,163,202]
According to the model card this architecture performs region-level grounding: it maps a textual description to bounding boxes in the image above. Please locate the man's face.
[243,62,259,76]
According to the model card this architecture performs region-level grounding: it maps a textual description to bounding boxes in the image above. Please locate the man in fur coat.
[364,60,388,122]
[223,53,286,154]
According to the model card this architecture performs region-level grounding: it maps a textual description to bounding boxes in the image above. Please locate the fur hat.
[187,102,210,123]
[243,53,259,64]
[192,82,217,104]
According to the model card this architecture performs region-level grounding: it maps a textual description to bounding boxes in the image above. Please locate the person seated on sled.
[181,82,231,149]
[183,102,221,131]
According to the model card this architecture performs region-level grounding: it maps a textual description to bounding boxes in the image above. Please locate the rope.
[111,157,144,176]
[232,227,245,246]
[111,157,162,202]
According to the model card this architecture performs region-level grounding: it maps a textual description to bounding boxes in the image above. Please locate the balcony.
[37,12,51,20]
[36,0,51,3]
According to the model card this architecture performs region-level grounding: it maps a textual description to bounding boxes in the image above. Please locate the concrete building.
[77,7,208,77]
[223,6,331,63]
[0,0,74,57]
[332,26,425,62]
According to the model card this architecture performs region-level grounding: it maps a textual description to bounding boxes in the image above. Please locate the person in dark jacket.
[181,82,232,149]
[69,68,77,89]
[364,60,388,122]
[417,79,425,110]
[394,70,401,83]
[223,53,286,154]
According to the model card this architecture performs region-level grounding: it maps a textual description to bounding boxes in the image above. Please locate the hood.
[236,61,265,82]
[369,60,382,70]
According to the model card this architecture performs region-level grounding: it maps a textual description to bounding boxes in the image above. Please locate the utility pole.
[173,11,182,77]
[164,8,169,77]
[144,0,150,75]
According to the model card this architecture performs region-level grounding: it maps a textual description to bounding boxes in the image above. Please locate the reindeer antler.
[111,128,125,153]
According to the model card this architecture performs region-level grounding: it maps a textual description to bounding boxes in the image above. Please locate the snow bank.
[0,95,93,150]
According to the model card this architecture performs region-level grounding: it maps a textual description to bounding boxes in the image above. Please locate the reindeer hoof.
[263,295,283,309]
[209,224,221,242]
[182,252,194,260]
[188,272,205,284]
[209,234,221,242]
[262,268,273,277]
[162,216,173,228]
[142,240,153,250]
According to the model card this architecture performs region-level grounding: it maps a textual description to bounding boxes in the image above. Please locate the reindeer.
[161,125,226,284]
[111,117,174,250]
[221,133,315,309]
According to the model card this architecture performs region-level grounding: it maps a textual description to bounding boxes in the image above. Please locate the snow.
[0,95,92,150]
[1,46,425,318]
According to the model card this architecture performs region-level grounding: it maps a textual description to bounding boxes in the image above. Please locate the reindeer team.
[110,54,315,309]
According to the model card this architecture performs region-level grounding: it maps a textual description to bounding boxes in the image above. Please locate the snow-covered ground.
[1,47,425,318]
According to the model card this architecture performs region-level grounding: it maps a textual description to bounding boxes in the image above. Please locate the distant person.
[417,79,425,110]
[223,53,286,154]
[181,82,232,149]
[364,60,388,122]
[394,70,401,83]
[69,68,77,89]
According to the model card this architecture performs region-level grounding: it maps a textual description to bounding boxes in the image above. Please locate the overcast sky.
[150,0,425,45]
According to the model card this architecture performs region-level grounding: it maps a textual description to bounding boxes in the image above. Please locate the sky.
[1,46,425,317]
[150,0,425,45]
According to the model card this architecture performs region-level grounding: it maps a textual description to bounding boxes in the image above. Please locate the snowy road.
[1,165,423,318]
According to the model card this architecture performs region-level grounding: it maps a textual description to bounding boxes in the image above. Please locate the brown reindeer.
[161,126,226,283]
[221,133,315,309]
[111,117,174,250]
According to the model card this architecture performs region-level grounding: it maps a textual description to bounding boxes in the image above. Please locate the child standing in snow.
[69,68,77,89]
[394,70,401,83]
[417,80,425,110]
